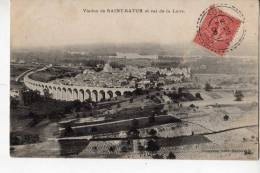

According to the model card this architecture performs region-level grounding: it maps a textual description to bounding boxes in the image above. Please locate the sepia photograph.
[9,0,259,160]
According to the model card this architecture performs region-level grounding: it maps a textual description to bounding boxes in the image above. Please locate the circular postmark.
[194,4,246,55]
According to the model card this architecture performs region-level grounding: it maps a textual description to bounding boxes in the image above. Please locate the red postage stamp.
[194,5,242,56]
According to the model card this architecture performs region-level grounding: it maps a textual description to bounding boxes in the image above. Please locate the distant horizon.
[11,42,258,59]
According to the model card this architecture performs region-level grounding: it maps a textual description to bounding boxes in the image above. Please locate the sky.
[11,0,259,57]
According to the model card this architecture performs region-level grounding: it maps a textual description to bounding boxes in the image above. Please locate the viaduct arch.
[23,71,135,102]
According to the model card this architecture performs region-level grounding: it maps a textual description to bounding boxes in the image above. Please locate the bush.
[234,90,244,101]
[204,83,213,91]
[28,112,43,127]
[189,104,196,108]
[148,129,157,136]
[137,143,145,151]
[109,146,116,152]
[152,154,164,159]
[63,126,74,137]
[121,146,128,152]
[127,128,140,138]
[92,146,97,151]
[146,139,160,151]
[10,132,40,145]
[244,149,253,155]
[109,62,125,69]
[63,105,72,114]
[161,110,168,115]
[72,100,82,112]
[10,98,19,109]
[21,89,41,105]
[223,114,229,121]
[133,88,146,95]
[195,92,203,100]
[167,152,176,159]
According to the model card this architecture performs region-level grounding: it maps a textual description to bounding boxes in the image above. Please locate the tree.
[128,118,140,138]
[28,112,42,127]
[152,154,164,159]
[204,82,213,91]
[121,146,128,152]
[63,126,74,137]
[63,104,72,114]
[137,142,145,151]
[234,90,244,101]
[223,114,229,121]
[124,91,132,97]
[43,88,51,100]
[127,128,140,138]
[189,104,196,108]
[148,129,157,137]
[109,146,116,152]
[146,139,160,151]
[195,92,203,100]
[10,98,19,109]
[21,89,41,105]
[161,110,168,115]
[72,100,81,112]
[82,100,93,110]
[167,152,176,159]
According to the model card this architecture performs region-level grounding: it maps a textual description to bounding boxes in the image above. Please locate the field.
[11,85,258,159]
[29,67,81,82]
[10,60,258,159]
[193,73,258,90]
[10,64,33,78]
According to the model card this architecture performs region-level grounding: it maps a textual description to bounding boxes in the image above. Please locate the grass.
[11,65,32,77]
[60,115,180,137]
[29,67,81,82]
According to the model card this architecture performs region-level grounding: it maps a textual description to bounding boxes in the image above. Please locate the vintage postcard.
[10,0,259,159]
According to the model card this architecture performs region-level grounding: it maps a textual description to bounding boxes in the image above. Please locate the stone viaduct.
[24,71,135,102]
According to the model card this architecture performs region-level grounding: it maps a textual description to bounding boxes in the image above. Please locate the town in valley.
[10,44,258,159]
